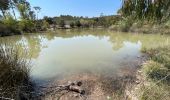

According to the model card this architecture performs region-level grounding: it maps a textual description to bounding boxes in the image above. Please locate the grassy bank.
[136,46,170,100]
[109,19,170,34]
[0,44,34,100]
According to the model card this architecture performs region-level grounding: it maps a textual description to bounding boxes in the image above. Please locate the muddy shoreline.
[33,55,147,100]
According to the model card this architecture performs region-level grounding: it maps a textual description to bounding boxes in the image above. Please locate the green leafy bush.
[117,17,133,32]
[70,22,75,28]
[0,15,21,36]
[18,19,36,32]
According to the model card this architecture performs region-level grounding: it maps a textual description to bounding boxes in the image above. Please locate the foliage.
[2,14,17,27]
[42,20,49,31]
[80,19,90,28]
[59,19,65,28]
[42,15,121,29]
[117,17,134,32]
[0,0,10,18]
[44,16,55,25]
[75,20,82,27]
[121,0,170,23]
[70,22,75,28]
[0,43,34,99]
[33,6,41,20]
[18,19,36,32]
[0,15,21,36]
[0,0,42,36]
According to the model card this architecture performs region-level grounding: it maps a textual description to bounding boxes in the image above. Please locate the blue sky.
[29,0,122,18]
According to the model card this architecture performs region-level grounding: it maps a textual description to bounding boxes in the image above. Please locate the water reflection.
[0,29,170,83]
[32,36,139,78]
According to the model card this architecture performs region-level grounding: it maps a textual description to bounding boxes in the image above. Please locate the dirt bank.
[36,55,147,100]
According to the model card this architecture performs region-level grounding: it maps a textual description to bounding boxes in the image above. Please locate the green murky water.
[1,29,170,83]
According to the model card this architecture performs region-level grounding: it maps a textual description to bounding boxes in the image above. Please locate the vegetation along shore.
[0,0,170,100]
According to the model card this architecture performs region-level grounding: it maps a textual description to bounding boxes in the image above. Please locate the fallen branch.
[34,81,85,98]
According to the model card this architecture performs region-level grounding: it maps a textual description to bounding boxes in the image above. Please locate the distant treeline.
[37,15,121,29]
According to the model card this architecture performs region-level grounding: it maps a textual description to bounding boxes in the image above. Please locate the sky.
[29,0,122,18]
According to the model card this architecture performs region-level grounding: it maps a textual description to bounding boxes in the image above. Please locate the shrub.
[75,20,82,27]
[0,15,21,36]
[70,22,75,28]
[0,43,34,99]
[117,17,133,32]
[59,19,65,28]
[42,20,50,31]
[18,19,36,32]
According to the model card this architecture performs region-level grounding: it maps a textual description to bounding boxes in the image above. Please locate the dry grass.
[0,43,34,100]
[139,46,170,100]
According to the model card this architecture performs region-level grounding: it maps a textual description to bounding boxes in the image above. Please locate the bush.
[70,22,75,28]
[42,20,50,31]
[59,19,65,28]
[75,20,82,27]
[0,43,34,99]
[117,17,133,32]
[18,19,36,32]
[0,16,21,36]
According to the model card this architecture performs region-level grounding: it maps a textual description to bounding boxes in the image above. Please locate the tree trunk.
[0,9,6,19]
[11,7,16,19]
[10,0,16,19]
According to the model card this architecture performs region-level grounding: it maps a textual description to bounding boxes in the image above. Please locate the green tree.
[0,0,10,18]
[9,0,16,19]
[121,0,170,22]
[42,20,49,30]
[70,22,75,28]
[33,6,41,20]
[75,20,81,27]
[29,10,36,20]
[59,19,65,27]
[15,0,31,19]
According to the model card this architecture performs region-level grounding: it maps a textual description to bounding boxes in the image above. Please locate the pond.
[1,29,170,85]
